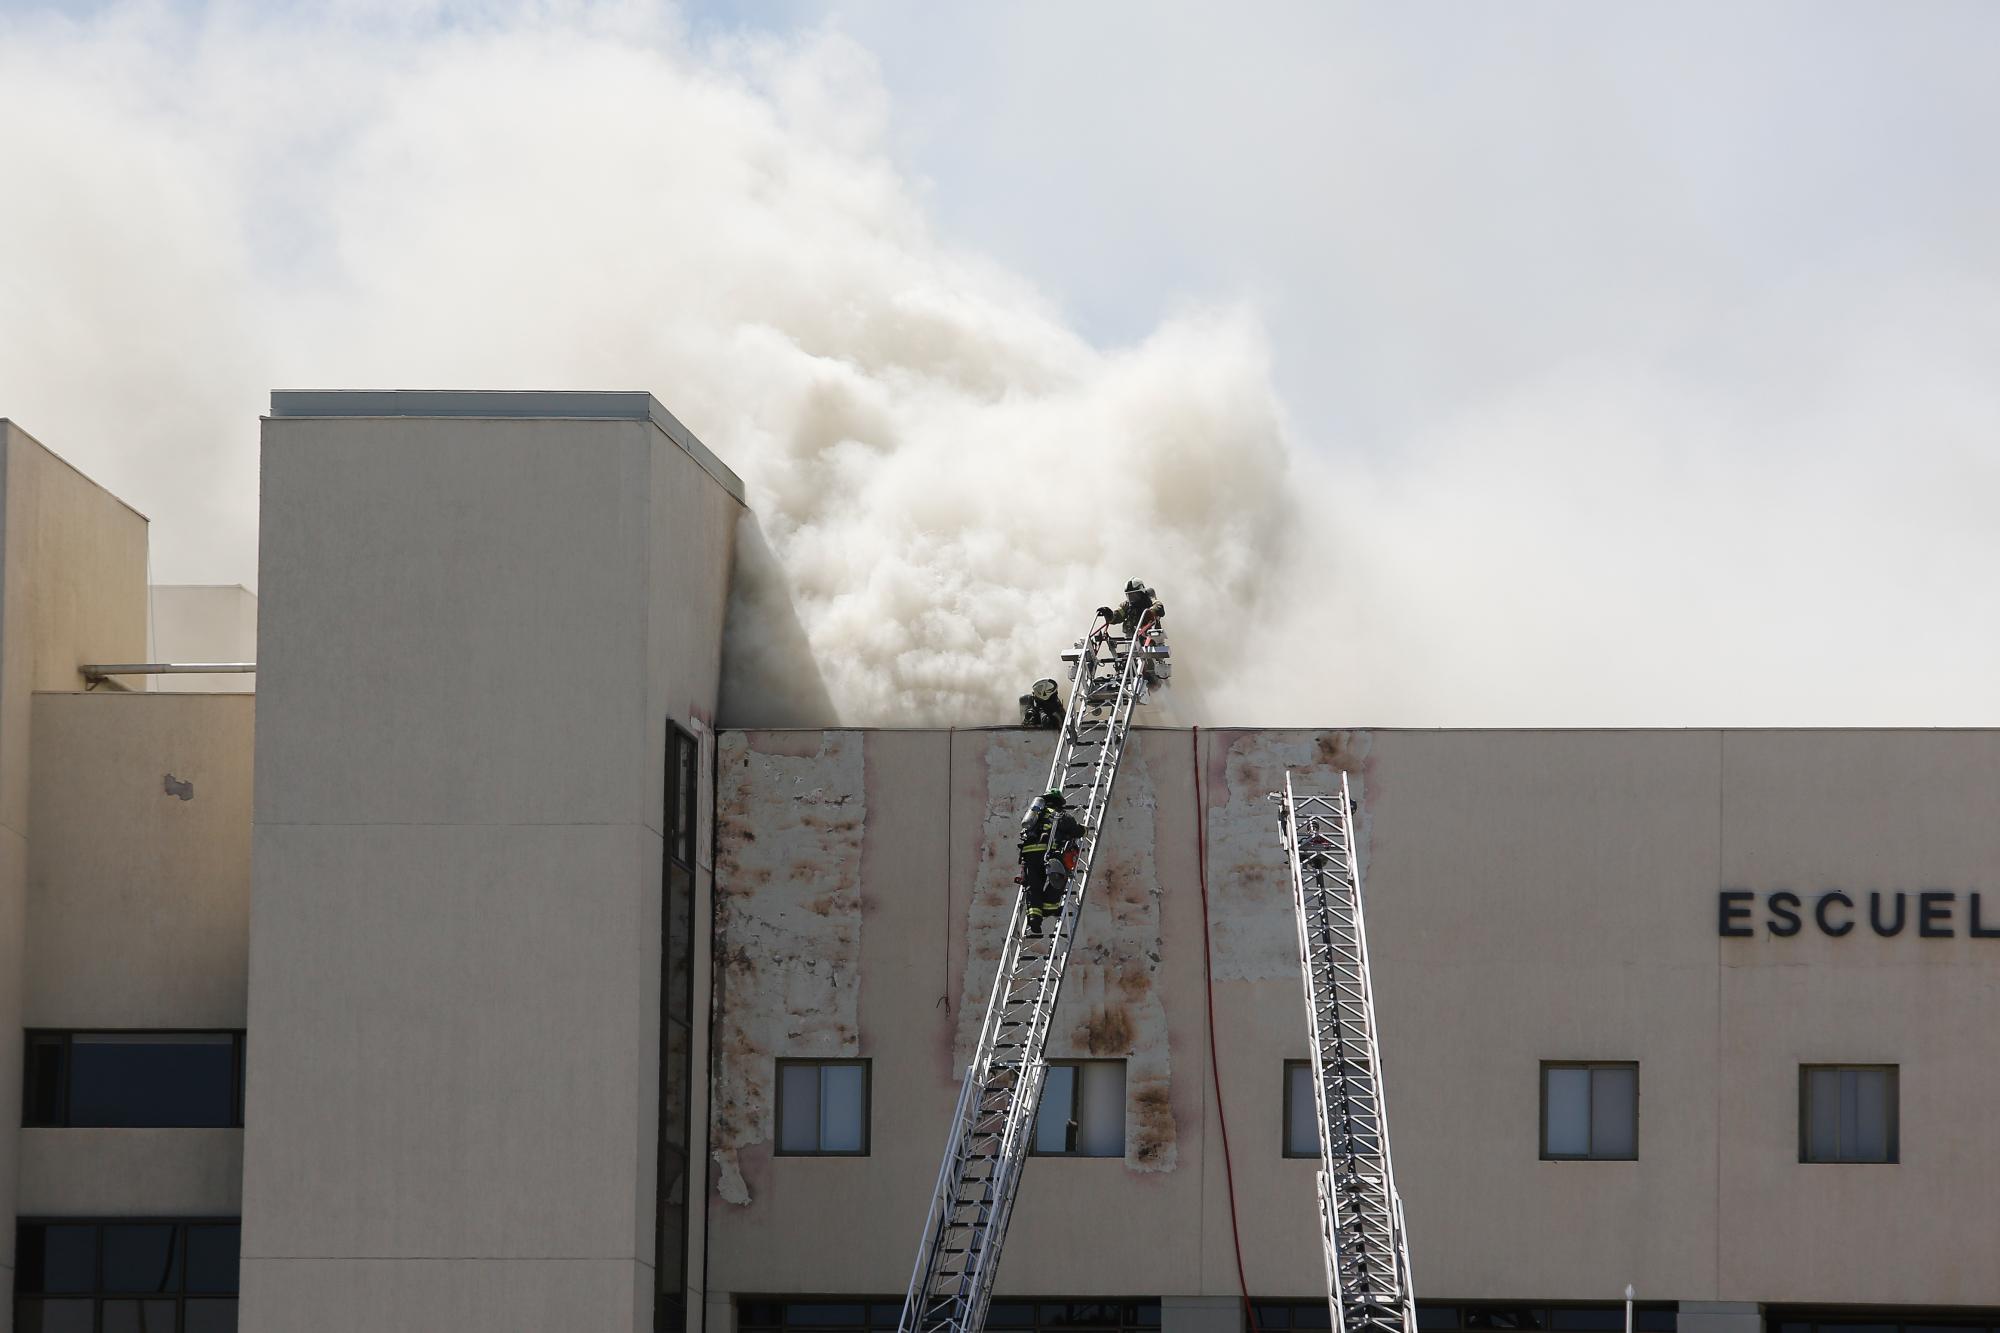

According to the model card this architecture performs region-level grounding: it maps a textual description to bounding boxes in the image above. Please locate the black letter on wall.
[1815,891,1855,937]
[1972,892,2000,939]
[1920,890,1955,938]
[1871,891,1907,937]
[1719,889,1755,938]
[1768,891,1803,937]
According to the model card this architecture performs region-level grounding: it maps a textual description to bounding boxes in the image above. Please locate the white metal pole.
[1625,1285,1635,1333]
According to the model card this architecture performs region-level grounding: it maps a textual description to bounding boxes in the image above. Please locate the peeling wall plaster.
[954,732,1177,1173]
[710,730,865,1206]
[1206,730,1372,981]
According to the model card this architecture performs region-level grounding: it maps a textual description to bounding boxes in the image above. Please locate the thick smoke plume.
[0,1,1314,726]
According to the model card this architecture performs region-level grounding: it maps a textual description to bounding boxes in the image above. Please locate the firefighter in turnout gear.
[1018,787,1085,936]
[1018,677,1064,729]
[1097,579,1164,638]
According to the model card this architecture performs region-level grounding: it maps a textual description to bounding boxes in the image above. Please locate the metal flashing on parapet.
[267,390,746,502]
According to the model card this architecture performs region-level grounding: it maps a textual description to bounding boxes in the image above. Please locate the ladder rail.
[899,610,1164,1333]
[1278,770,1417,1333]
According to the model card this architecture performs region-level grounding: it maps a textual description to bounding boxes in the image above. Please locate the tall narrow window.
[775,1060,870,1156]
[1801,1065,1898,1163]
[1033,1060,1125,1157]
[656,725,700,1332]
[1541,1062,1638,1160]
[1283,1060,1320,1158]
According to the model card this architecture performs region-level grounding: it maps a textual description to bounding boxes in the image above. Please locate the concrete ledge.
[17,1127,243,1216]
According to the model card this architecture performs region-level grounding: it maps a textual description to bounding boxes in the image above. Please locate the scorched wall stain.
[954,731,1178,1172]
[1206,729,1372,981]
[710,729,865,1207]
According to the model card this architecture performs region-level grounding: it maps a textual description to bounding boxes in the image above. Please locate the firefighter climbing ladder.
[898,611,1169,1333]
[1275,771,1417,1333]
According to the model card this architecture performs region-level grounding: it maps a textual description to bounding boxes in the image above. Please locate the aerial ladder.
[899,608,1170,1333]
[1275,771,1417,1333]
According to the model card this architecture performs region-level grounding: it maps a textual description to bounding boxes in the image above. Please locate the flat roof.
[268,390,745,502]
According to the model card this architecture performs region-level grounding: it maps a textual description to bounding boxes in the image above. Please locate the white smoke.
[0,0,1317,725]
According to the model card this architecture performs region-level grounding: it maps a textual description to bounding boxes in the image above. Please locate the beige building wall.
[241,392,740,1333]
[707,726,2000,1311]
[20,690,254,1221]
[0,422,150,1333]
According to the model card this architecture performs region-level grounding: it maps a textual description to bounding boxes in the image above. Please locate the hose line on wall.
[1192,727,1260,1330]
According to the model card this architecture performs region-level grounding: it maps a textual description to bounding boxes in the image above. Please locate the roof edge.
[267,390,746,502]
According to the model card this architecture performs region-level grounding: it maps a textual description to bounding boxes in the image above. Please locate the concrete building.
[5,394,1999,1333]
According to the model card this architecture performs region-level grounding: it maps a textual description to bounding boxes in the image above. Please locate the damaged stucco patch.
[956,733,1177,1172]
[1207,730,1372,981]
[710,730,865,1206]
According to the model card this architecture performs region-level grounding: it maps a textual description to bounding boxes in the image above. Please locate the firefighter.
[1097,579,1164,637]
[1018,787,1085,936]
[1018,677,1064,729]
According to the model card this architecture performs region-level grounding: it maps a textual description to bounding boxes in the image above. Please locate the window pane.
[986,1304,1035,1328]
[185,1224,242,1294]
[787,1304,866,1326]
[1806,1068,1840,1161]
[25,1036,67,1126]
[1077,1061,1126,1157]
[818,1063,866,1153]
[1633,1313,1678,1333]
[1853,1069,1891,1161]
[103,1224,180,1293]
[1550,1310,1623,1331]
[16,1224,97,1294]
[1544,1068,1589,1156]
[1287,1064,1320,1158]
[778,1064,820,1153]
[1293,1306,1334,1330]
[184,1298,241,1333]
[1036,1065,1076,1153]
[16,1299,97,1333]
[70,1033,238,1127]
[1838,1068,1862,1160]
[1415,1308,1460,1330]
[1590,1068,1636,1158]
[101,1298,180,1332]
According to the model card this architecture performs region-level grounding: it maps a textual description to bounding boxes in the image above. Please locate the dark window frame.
[1798,1063,1899,1164]
[1283,1059,1318,1160]
[1031,1058,1126,1158]
[667,726,698,871]
[774,1058,872,1158]
[658,722,702,1333]
[1539,1061,1639,1162]
[23,1030,248,1128]
[13,1217,241,1330]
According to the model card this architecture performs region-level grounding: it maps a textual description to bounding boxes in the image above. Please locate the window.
[1033,1061,1125,1157]
[14,1219,240,1331]
[1540,1063,1637,1160]
[776,1060,869,1156]
[658,725,700,1330]
[24,1032,246,1128]
[666,727,698,870]
[1768,1312,2000,1333]
[737,1298,1161,1333]
[1283,1060,1319,1158]
[1801,1065,1898,1163]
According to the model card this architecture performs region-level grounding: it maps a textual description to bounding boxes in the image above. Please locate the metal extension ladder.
[899,610,1170,1333]
[1275,770,1417,1333]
